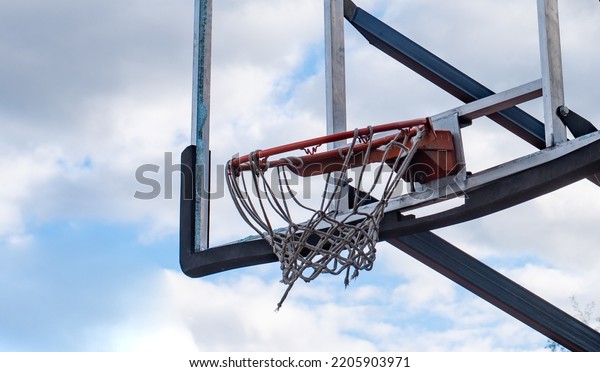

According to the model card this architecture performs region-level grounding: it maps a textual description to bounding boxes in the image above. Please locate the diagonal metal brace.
[387,232,600,351]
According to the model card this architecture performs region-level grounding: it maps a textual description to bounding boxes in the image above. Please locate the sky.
[1,0,599,352]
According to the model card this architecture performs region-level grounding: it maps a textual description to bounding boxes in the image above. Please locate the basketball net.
[226,120,430,309]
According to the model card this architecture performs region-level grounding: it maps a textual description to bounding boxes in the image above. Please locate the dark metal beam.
[343,0,546,149]
[386,232,600,351]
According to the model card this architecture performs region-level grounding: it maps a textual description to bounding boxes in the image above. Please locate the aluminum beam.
[440,79,543,123]
[343,0,547,149]
[325,0,350,212]
[386,232,600,351]
[191,0,212,251]
[325,0,348,148]
[537,0,567,146]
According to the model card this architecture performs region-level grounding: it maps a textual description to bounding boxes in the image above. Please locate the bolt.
[558,105,569,117]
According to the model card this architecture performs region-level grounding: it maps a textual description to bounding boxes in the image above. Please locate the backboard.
[180,0,600,278]
[178,0,600,351]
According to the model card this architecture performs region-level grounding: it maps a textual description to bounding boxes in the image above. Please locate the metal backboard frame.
[180,0,600,350]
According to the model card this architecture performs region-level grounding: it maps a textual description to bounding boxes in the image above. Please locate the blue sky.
[1,0,600,351]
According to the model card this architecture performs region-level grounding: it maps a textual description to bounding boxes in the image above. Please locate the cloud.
[130,270,380,352]
[0,0,193,243]
[124,265,548,352]
[0,0,190,125]
[0,146,62,246]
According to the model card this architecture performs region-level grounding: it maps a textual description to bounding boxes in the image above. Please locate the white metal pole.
[192,0,212,250]
[324,0,349,212]
[325,0,347,148]
[537,0,567,146]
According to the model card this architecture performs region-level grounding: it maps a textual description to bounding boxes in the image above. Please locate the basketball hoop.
[226,118,438,309]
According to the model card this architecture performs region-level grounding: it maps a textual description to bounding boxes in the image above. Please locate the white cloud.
[146,270,380,352]
[0,0,194,244]
[101,269,547,352]
[0,146,63,246]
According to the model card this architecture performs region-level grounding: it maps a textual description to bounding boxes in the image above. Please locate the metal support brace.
[557,106,599,138]
[386,232,600,351]
[325,0,349,211]
[428,79,543,183]
[537,0,567,146]
[429,112,466,183]
[192,0,212,251]
[557,106,600,186]
[325,0,347,148]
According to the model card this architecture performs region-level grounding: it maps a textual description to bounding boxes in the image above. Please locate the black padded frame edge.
[179,145,277,277]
